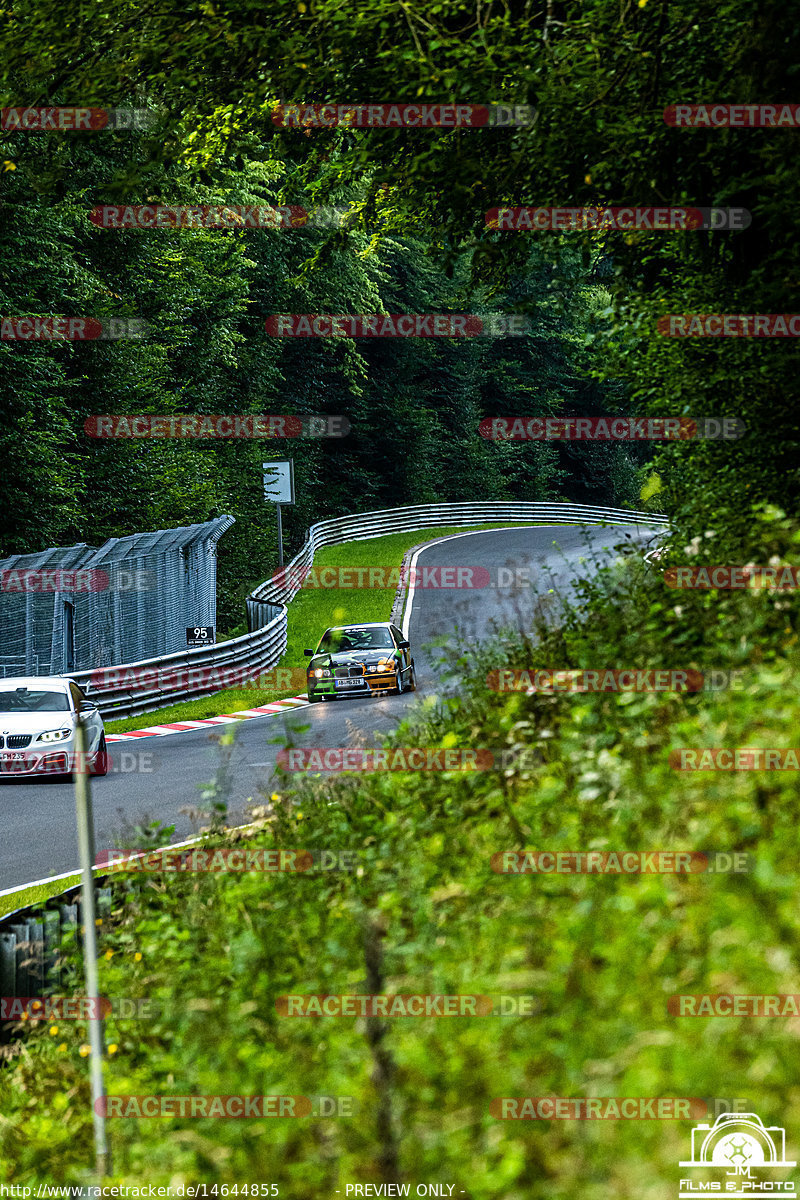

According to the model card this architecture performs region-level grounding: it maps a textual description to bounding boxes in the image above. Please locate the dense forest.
[3,0,797,625]
[0,146,643,628]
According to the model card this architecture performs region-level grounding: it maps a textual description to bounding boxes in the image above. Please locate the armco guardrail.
[68,601,286,720]
[0,818,272,1002]
[247,501,668,612]
[0,884,113,1008]
[68,502,667,720]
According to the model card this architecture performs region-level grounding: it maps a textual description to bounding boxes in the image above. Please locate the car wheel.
[406,661,417,693]
[307,690,323,703]
[90,734,108,777]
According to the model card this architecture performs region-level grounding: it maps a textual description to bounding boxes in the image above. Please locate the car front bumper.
[308,670,399,698]
[0,740,100,777]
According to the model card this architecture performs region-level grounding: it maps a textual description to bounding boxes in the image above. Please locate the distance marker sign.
[186,626,215,646]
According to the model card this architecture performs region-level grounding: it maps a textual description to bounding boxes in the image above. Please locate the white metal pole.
[276,503,284,569]
[74,717,110,1178]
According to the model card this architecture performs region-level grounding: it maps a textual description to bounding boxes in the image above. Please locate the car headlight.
[311,668,332,679]
[36,728,72,743]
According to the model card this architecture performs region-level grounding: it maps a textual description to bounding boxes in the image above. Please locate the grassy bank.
[2,509,797,1192]
[0,873,81,920]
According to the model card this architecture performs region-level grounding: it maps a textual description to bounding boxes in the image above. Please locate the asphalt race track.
[0,522,655,891]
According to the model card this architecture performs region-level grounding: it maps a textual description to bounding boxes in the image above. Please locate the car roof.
[325,622,393,632]
[0,676,71,690]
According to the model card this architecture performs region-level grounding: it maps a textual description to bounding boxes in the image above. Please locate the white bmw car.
[0,677,107,779]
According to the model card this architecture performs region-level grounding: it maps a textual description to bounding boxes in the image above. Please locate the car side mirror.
[398,640,410,649]
[79,700,98,712]
[304,649,314,657]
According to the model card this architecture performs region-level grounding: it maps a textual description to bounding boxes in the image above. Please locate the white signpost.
[262,460,295,568]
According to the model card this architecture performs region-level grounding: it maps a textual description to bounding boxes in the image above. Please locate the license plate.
[335,678,364,689]
[1,752,25,761]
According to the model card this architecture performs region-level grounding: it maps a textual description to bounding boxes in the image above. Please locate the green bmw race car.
[304,622,416,702]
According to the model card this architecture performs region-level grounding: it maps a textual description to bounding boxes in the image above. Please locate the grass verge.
[0,873,81,920]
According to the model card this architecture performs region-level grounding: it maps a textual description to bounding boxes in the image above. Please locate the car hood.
[309,648,398,669]
[0,712,75,735]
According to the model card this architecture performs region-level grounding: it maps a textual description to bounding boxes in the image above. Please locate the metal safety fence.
[0,517,234,678]
[64,501,666,720]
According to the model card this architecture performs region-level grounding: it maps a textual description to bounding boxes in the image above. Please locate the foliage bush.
[2,507,798,1194]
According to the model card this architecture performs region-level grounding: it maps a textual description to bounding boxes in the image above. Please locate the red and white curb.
[106,695,309,743]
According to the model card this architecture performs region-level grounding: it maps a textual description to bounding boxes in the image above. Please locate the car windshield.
[0,689,71,713]
[319,627,395,653]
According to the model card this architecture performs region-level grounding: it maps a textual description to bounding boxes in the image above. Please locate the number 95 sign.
[186,626,215,646]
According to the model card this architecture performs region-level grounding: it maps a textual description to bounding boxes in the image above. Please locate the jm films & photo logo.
[679,1111,796,1197]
